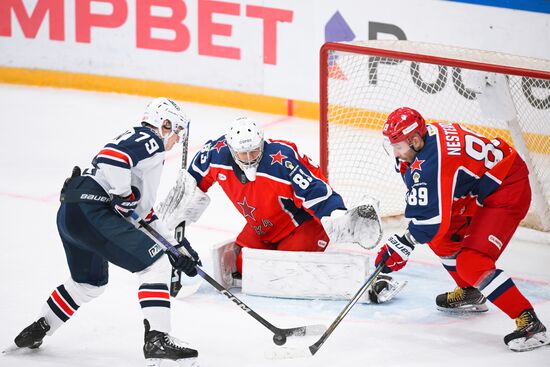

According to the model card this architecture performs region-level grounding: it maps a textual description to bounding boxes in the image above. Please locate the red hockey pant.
[429,157,533,318]
[234,218,328,273]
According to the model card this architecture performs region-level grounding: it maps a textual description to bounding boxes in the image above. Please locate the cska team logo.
[213,140,226,153]
[237,196,257,221]
[270,151,287,165]
[410,158,425,173]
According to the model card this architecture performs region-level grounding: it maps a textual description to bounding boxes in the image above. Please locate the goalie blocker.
[210,241,406,304]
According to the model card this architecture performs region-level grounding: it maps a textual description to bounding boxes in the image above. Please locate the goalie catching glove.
[320,195,382,249]
[157,170,211,231]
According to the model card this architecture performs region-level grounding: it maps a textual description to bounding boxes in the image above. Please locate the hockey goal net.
[320,41,550,231]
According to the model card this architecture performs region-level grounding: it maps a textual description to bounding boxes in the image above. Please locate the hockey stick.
[170,121,190,297]
[129,212,327,344]
[266,262,385,359]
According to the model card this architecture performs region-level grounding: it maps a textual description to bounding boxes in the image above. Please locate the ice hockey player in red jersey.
[160,116,401,303]
[192,116,348,272]
[374,106,549,352]
[9,98,200,366]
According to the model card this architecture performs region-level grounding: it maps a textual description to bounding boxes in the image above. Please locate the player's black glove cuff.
[168,238,200,277]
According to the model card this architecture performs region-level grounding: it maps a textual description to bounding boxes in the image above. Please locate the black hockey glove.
[168,238,200,277]
[111,186,141,218]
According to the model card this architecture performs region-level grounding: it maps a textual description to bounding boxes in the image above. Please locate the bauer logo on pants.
[488,235,503,250]
[148,244,162,258]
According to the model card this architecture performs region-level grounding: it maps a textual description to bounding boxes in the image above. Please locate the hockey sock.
[456,249,532,319]
[438,253,471,288]
[477,269,533,319]
[41,278,105,335]
[138,283,171,332]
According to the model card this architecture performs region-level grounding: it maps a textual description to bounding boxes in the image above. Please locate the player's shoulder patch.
[209,135,228,154]
[266,139,300,159]
[113,126,165,162]
[427,124,437,136]
[195,135,231,167]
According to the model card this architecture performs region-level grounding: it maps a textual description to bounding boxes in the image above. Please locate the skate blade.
[436,304,488,313]
[508,332,550,352]
[2,343,19,354]
[145,357,199,367]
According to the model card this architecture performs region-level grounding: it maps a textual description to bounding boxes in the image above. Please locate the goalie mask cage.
[320,41,550,232]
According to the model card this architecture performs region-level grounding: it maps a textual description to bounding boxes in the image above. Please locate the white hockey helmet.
[142,97,190,140]
[226,117,264,181]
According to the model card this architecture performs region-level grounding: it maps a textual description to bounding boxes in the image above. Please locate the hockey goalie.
[157,117,406,303]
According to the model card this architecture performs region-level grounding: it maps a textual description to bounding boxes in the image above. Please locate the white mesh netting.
[321,41,550,231]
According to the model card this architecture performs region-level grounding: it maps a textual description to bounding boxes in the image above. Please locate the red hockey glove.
[375,234,415,273]
[111,186,141,218]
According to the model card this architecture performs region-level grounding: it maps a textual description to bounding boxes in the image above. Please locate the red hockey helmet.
[382,107,427,144]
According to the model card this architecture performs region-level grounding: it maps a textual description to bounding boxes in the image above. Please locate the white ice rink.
[1,84,549,367]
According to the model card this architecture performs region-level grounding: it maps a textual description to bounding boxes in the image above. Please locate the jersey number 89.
[407,187,428,206]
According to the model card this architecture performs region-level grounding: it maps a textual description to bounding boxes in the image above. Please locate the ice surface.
[0,85,549,367]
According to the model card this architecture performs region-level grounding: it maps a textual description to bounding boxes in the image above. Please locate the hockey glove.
[111,186,141,218]
[168,238,200,277]
[375,234,415,273]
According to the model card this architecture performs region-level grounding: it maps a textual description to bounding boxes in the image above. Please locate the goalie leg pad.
[210,240,241,289]
[241,247,373,302]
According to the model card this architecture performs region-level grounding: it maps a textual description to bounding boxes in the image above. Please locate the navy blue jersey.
[85,126,166,218]
[399,123,521,244]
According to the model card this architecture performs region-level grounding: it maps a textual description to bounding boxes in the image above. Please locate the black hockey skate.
[436,286,488,313]
[143,319,198,367]
[14,317,50,349]
[504,309,549,352]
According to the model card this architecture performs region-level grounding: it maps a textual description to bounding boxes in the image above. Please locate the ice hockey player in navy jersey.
[10,98,201,366]
[374,107,548,352]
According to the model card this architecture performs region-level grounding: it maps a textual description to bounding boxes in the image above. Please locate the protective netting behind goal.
[320,41,550,231]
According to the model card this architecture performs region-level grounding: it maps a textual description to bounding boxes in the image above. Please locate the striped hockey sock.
[439,254,471,288]
[478,269,533,319]
[138,283,171,332]
[42,284,80,334]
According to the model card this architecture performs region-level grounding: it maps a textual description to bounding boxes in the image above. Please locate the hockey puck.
[273,334,287,346]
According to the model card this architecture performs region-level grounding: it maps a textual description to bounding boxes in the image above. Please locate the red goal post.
[320,40,550,231]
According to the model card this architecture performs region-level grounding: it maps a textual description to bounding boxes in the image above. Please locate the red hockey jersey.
[399,122,527,244]
[188,137,345,243]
